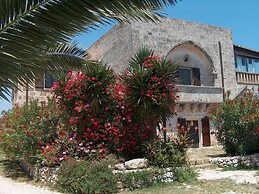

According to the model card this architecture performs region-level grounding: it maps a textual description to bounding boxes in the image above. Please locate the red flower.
[74,107,81,112]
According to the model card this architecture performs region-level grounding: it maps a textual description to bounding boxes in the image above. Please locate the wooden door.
[201,116,211,147]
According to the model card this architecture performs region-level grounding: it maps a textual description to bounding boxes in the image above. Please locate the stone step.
[190,163,216,169]
[188,158,210,166]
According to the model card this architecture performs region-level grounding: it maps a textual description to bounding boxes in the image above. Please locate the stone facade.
[87,18,239,98]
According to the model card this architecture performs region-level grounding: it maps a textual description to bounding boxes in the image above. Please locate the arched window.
[167,42,214,86]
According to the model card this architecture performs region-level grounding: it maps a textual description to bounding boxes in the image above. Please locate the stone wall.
[87,24,135,73]
[210,153,259,168]
[20,161,58,183]
[21,158,176,191]
[12,85,53,107]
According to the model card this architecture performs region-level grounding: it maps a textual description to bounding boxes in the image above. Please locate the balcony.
[176,85,224,103]
[236,71,259,84]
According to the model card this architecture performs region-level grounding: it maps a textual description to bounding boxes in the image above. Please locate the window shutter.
[192,68,201,86]
[45,71,54,88]
[35,73,44,88]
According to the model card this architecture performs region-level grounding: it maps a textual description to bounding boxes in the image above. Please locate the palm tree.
[0,0,178,100]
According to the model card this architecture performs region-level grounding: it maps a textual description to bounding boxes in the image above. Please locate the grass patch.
[173,167,197,183]
[122,179,259,194]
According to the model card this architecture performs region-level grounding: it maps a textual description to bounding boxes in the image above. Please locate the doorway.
[177,118,199,148]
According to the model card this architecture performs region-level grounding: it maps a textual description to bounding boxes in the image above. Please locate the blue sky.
[1,0,259,113]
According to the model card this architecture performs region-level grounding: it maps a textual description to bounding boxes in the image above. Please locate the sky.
[1,0,259,113]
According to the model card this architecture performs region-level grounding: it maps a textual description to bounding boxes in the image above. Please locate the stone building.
[12,18,259,148]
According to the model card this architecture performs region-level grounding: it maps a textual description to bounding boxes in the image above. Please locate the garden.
[0,48,196,193]
[0,48,259,193]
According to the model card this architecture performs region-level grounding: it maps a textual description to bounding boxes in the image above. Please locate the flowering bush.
[210,91,259,155]
[0,99,62,164]
[50,62,153,161]
[0,48,178,166]
[49,49,178,162]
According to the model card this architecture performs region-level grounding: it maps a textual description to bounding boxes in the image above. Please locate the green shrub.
[143,139,187,168]
[116,167,196,190]
[57,159,118,194]
[117,169,160,190]
[0,99,62,164]
[210,92,259,155]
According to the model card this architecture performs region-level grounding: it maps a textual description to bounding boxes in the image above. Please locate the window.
[35,72,55,89]
[235,55,259,73]
[45,72,55,88]
[178,67,201,86]
[179,68,192,85]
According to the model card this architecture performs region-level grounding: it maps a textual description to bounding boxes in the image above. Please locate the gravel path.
[0,176,61,194]
[197,168,259,184]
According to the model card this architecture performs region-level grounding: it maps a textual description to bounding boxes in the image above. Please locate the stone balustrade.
[236,71,259,84]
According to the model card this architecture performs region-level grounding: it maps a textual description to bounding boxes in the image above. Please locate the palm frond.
[46,42,87,71]
[128,47,154,67]
[0,0,178,99]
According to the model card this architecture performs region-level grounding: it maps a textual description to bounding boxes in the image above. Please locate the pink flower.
[83,104,90,110]
[74,107,81,112]
[99,148,107,153]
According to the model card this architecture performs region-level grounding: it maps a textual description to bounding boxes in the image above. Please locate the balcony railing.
[236,71,259,84]
[176,85,224,103]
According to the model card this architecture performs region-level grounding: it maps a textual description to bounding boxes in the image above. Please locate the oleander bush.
[210,92,259,156]
[48,48,178,162]
[51,61,153,161]
[0,99,62,164]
